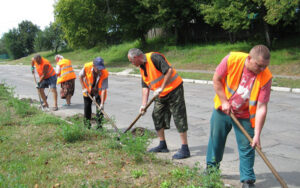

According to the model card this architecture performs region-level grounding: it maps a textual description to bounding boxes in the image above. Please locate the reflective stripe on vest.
[60,70,75,77]
[57,59,76,84]
[141,52,182,97]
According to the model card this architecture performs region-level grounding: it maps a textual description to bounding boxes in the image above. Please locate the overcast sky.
[0,0,55,37]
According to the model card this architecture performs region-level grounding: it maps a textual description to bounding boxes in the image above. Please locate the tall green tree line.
[54,0,300,48]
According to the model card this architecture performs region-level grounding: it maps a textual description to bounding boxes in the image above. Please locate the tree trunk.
[263,21,271,47]
[140,34,146,47]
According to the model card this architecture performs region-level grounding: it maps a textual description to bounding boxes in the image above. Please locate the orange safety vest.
[82,62,108,101]
[141,52,182,97]
[56,59,77,84]
[34,57,56,79]
[214,52,272,128]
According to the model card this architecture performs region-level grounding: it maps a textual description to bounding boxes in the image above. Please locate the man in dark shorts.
[31,54,58,111]
[55,55,76,106]
[79,57,109,129]
[127,48,190,159]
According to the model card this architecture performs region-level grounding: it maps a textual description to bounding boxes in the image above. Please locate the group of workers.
[31,44,272,188]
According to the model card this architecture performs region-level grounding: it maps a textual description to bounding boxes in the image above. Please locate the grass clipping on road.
[0,82,223,188]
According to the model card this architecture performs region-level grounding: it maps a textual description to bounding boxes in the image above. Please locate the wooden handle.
[32,72,44,110]
[230,113,288,188]
[124,96,157,133]
[87,93,119,133]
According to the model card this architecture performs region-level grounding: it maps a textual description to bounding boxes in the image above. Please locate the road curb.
[110,71,300,94]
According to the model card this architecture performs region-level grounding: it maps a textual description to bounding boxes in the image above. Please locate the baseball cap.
[93,57,105,70]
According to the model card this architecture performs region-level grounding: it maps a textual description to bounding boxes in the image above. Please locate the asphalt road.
[1,64,300,188]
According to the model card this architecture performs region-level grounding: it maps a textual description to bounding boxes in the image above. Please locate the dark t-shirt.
[141,53,170,88]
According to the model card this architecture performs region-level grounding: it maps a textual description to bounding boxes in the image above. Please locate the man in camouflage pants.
[128,48,190,159]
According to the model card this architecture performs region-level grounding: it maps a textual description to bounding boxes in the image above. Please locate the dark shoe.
[242,180,255,188]
[148,145,169,153]
[51,107,58,111]
[172,148,190,159]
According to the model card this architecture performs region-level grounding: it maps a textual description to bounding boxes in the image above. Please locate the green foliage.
[160,180,172,188]
[0,108,12,126]
[131,169,145,178]
[3,21,39,59]
[54,0,110,48]
[7,98,37,118]
[34,23,65,53]
[30,114,64,126]
[264,0,300,25]
[198,1,250,33]
[58,123,87,143]
[120,131,151,163]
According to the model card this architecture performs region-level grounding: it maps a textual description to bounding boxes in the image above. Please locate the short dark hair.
[250,45,270,60]
[34,54,42,63]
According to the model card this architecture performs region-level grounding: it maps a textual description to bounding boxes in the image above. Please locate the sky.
[0,0,55,37]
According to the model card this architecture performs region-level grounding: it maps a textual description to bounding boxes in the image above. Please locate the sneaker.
[148,145,169,153]
[242,180,255,188]
[62,103,70,107]
[172,148,190,159]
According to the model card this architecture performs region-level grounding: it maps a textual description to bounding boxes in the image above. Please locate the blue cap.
[93,57,105,70]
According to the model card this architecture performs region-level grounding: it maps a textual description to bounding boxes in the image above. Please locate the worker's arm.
[79,68,86,90]
[251,101,268,148]
[142,87,150,106]
[213,72,231,114]
[31,58,35,73]
[100,89,106,106]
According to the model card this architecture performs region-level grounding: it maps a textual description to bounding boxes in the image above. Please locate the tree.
[54,0,110,48]
[197,0,300,46]
[3,29,25,59]
[151,0,199,44]
[197,0,251,43]
[35,23,65,53]
[114,0,158,46]
[2,21,39,59]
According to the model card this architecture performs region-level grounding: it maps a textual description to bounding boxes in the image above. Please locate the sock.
[159,140,167,148]
[181,144,189,151]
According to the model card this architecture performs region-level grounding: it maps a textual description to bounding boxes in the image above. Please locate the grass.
[0,82,223,188]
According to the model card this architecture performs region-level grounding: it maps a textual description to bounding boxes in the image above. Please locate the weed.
[0,136,8,143]
[120,131,151,163]
[131,169,145,179]
[58,123,87,143]
[0,108,12,126]
[160,180,172,188]
[171,168,185,180]
[7,97,37,117]
[30,114,64,126]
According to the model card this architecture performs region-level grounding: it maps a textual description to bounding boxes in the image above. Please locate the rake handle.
[124,96,156,133]
[32,72,44,110]
[230,113,288,188]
